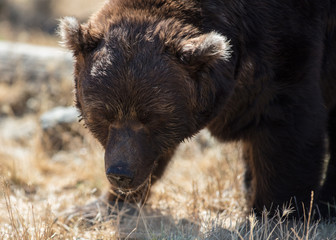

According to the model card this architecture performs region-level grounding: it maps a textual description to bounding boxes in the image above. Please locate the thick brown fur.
[60,0,336,218]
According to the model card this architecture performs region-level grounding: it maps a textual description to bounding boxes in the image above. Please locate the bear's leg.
[319,107,336,217]
[243,109,326,218]
[242,145,254,204]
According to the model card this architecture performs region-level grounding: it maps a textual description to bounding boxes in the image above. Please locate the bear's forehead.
[90,48,113,79]
[88,40,179,84]
[83,51,185,109]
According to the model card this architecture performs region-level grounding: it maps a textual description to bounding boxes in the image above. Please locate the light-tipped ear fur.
[180,32,231,66]
[58,17,82,52]
[58,16,102,54]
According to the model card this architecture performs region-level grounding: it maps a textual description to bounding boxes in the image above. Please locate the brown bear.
[59,0,336,218]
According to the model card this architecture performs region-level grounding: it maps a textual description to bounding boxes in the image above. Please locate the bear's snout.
[104,123,155,190]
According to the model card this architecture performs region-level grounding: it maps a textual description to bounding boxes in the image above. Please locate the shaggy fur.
[60,0,336,217]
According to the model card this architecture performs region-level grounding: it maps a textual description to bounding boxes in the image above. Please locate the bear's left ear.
[58,17,102,55]
[179,32,231,68]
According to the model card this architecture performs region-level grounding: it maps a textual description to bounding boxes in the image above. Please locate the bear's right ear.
[58,17,102,54]
[178,32,231,68]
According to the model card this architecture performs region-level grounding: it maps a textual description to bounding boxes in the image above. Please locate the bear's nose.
[106,165,134,186]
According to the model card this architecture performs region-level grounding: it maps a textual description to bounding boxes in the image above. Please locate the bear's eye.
[84,110,109,125]
[83,114,110,145]
[138,112,151,124]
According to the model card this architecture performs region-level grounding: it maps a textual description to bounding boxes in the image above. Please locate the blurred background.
[0,0,105,45]
[0,0,106,163]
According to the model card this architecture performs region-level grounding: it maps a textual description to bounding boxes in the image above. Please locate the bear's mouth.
[110,173,152,195]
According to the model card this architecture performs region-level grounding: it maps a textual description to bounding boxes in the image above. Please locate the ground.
[0,94,247,238]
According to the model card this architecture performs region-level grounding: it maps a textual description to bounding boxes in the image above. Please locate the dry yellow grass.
[0,104,246,239]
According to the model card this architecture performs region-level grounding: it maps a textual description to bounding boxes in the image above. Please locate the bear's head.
[59,14,231,193]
